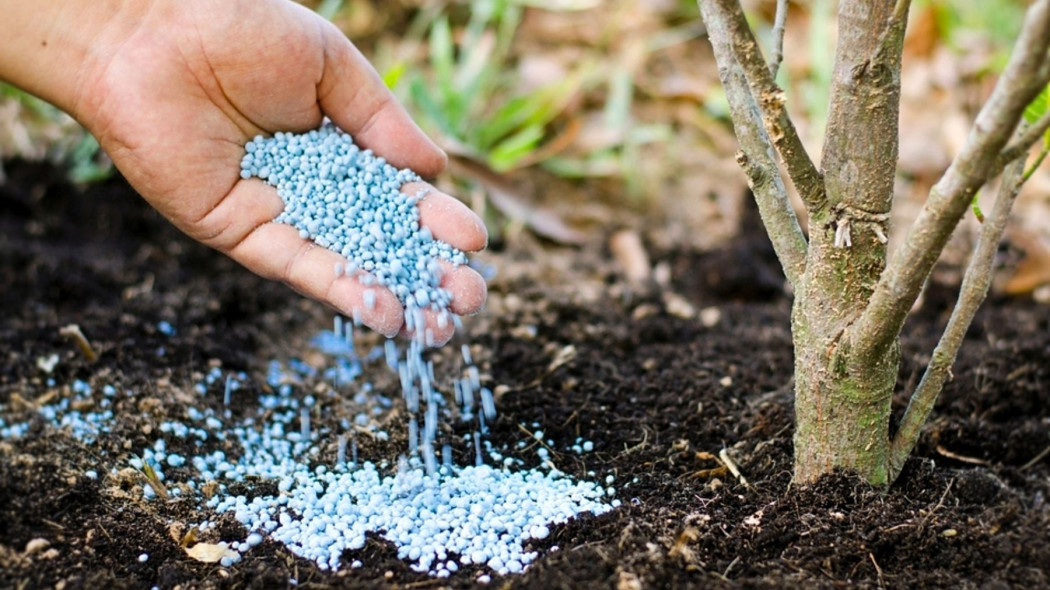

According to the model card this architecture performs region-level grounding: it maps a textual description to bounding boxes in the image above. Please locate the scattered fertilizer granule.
[0,332,621,577]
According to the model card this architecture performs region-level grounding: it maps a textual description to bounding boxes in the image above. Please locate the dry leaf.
[448,156,588,245]
[168,523,184,545]
[548,345,577,373]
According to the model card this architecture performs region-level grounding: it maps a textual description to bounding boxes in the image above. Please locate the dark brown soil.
[1,160,1048,589]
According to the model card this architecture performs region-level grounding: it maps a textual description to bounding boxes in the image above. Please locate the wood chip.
[609,229,651,283]
[185,542,237,563]
[23,538,50,555]
[617,570,643,590]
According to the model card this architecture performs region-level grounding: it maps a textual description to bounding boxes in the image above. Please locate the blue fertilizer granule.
[241,122,467,334]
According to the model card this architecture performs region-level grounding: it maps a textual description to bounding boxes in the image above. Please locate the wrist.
[0,0,154,120]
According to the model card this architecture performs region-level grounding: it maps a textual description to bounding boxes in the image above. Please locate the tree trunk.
[791,252,898,484]
[791,0,905,485]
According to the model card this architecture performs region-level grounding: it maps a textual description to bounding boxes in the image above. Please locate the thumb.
[316,23,447,178]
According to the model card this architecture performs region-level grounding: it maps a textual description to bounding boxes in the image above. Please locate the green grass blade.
[489,124,545,171]
[409,76,455,139]
[429,16,461,123]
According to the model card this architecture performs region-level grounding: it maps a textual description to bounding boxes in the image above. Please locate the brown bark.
[790,0,906,484]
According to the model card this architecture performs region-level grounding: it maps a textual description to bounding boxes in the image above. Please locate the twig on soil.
[718,448,752,490]
[869,553,886,589]
[516,423,561,468]
[502,344,577,393]
[621,426,650,456]
[1020,444,1050,472]
[40,518,65,533]
[722,555,741,579]
[881,522,912,534]
[748,376,794,407]
[919,478,955,532]
[59,324,97,362]
[934,445,989,466]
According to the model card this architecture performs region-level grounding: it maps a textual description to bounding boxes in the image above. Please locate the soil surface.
[1,160,1048,589]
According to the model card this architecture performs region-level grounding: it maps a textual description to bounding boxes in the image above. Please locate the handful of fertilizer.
[240,122,466,342]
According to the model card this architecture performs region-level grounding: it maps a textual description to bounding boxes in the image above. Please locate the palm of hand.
[75,0,486,341]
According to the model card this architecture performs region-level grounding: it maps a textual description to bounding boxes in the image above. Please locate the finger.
[317,24,447,178]
[439,261,487,316]
[202,180,405,337]
[404,181,488,252]
[396,262,485,346]
[234,223,406,337]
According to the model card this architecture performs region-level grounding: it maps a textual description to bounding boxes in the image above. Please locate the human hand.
[2,0,486,344]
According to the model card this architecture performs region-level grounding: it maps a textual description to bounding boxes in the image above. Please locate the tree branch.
[768,0,788,79]
[869,0,912,64]
[703,0,825,212]
[888,158,1025,478]
[892,0,911,20]
[820,0,908,219]
[698,0,808,287]
[1024,145,1049,181]
[850,0,1050,367]
[996,107,1050,171]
